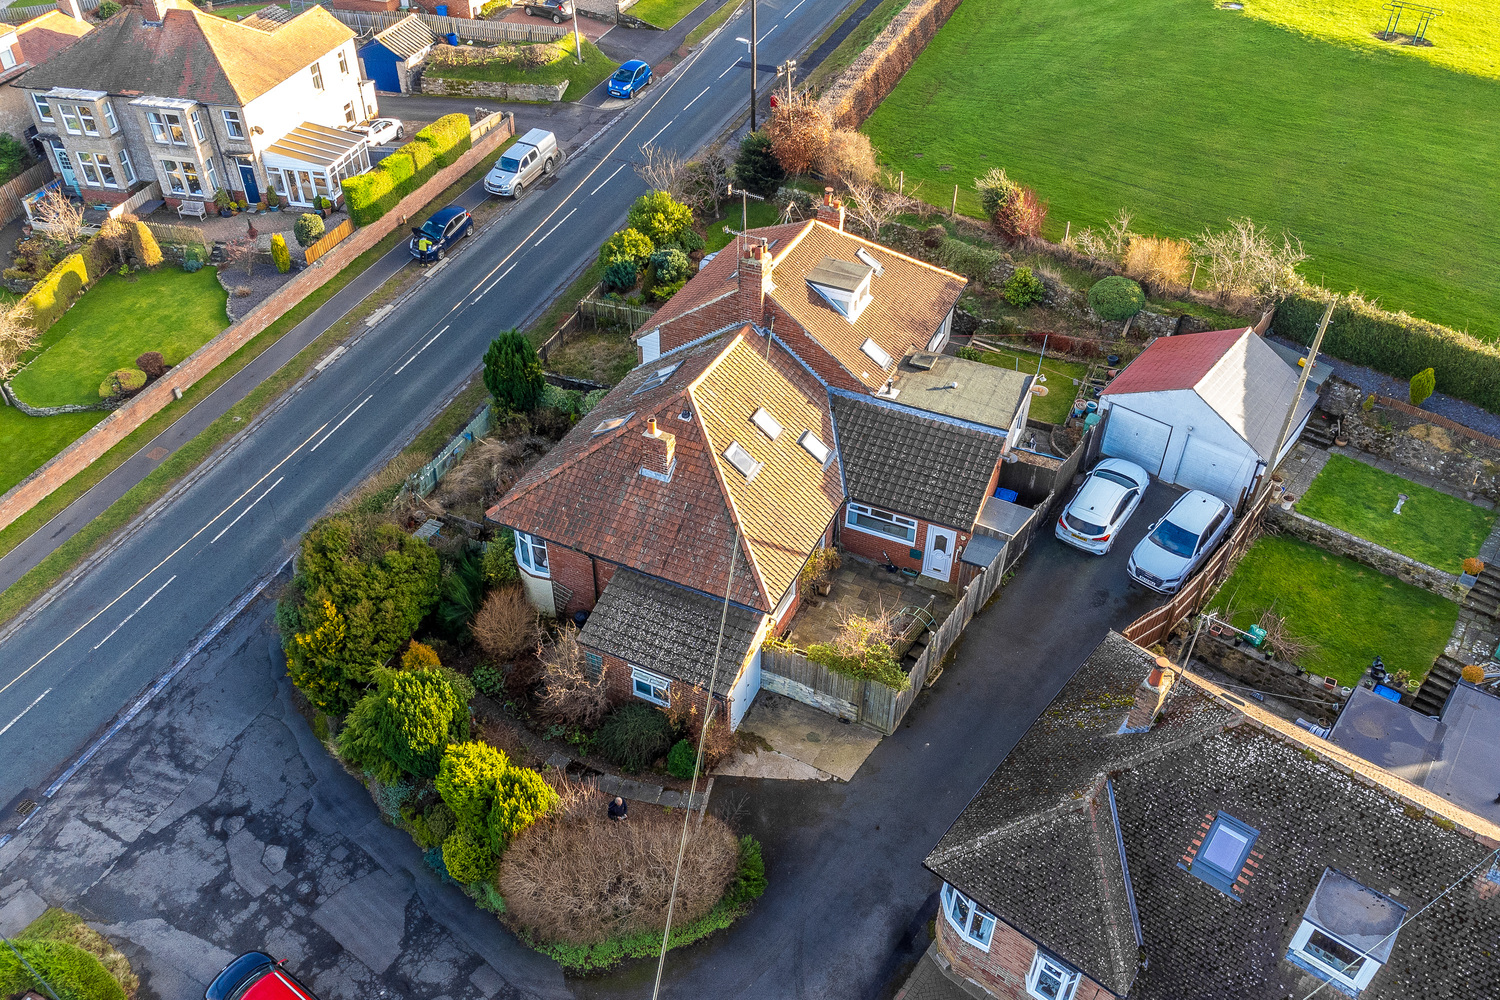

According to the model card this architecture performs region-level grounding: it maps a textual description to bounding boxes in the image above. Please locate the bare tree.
[33,189,85,250]
[0,304,38,381]
[223,236,258,280]
[534,624,610,729]
[634,141,686,199]
[844,183,898,239]
[1193,217,1309,302]
[1067,207,1134,264]
[681,146,730,216]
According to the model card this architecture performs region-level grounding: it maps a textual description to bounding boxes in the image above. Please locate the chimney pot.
[646,416,658,436]
[823,186,834,206]
[1126,659,1177,731]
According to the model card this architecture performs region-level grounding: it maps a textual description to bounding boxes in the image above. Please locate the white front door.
[922,525,957,582]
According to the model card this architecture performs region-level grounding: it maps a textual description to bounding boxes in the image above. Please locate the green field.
[209,2,292,19]
[425,36,616,103]
[862,0,1500,340]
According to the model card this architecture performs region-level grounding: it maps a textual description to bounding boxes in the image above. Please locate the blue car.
[608,59,652,100]
[408,206,472,262]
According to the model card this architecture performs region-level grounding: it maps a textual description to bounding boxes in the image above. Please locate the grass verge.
[425,36,617,103]
[1296,454,1495,573]
[1207,535,1457,686]
[0,155,503,629]
[628,0,705,29]
[804,0,909,94]
[685,0,740,46]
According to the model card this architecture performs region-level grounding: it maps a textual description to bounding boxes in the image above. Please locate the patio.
[785,555,959,651]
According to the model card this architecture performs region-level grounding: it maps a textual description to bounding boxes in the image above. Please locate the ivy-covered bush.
[593,703,675,773]
[1088,275,1145,321]
[1003,266,1046,308]
[626,190,694,249]
[597,227,653,267]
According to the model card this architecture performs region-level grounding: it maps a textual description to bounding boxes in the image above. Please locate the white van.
[483,128,560,198]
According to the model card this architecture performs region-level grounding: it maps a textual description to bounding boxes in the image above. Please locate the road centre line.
[393,325,449,376]
[718,61,738,79]
[210,477,283,544]
[759,24,777,42]
[0,422,329,698]
[684,85,711,110]
[310,395,373,452]
[589,162,628,195]
[93,575,176,650]
[533,207,578,247]
[0,688,51,739]
[783,0,807,17]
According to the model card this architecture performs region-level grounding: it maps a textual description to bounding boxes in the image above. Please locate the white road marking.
[533,207,578,247]
[210,477,283,544]
[92,575,176,650]
[589,162,628,195]
[310,395,372,452]
[0,688,51,738]
[783,0,807,17]
[683,85,711,110]
[645,118,675,146]
[718,61,739,79]
[393,325,450,375]
[759,24,777,43]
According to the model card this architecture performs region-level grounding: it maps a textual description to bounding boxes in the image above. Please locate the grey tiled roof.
[926,632,1500,999]
[578,569,762,696]
[830,394,1005,529]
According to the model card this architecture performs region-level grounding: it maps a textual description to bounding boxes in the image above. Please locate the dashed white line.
[393,325,449,375]
[589,162,629,195]
[93,575,176,650]
[783,0,807,17]
[759,24,777,43]
[310,395,372,452]
[210,477,283,544]
[533,207,578,247]
[644,118,675,146]
[683,85,711,110]
[718,61,738,79]
[0,688,51,738]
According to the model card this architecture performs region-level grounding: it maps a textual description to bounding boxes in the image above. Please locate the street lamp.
[733,0,760,129]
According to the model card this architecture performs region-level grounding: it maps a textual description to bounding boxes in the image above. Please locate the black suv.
[521,0,572,22]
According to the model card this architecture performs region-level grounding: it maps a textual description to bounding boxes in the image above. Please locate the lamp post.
[573,1,582,65]
[750,0,757,130]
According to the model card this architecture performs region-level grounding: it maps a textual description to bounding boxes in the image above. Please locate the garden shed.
[1098,328,1316,507]
[357,14,432,94]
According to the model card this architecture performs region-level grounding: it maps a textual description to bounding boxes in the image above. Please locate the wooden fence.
[578,291,655,330]
[1121,488,1271,648]
[304,218,354,265]
[0,162,54,226]
[326,8,567,42]
[0,0,96,22]
[107,182,161,221]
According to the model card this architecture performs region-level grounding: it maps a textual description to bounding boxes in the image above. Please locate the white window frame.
[222,109,246,140]
[77,152,118,188]
[78,105,98,136]
[845,503,917,544]
[631,666,671,707]
[338,49,349,74]
[148,111,186,145]
[103,100,118,133]
[513,530,549,578]
[310,62,324,91]
[204,157,219,195]
[190,110,206,143]
[32,93,52,122]
[160,158,205,197]
[119,148,136,185]
[940,883,996,951]
[771,579,797,623]
[1288,920,1380,992]
[76,151,101,186]
[1025,949,1080,1000]
[0,46,14,71]
[60,105,80,134]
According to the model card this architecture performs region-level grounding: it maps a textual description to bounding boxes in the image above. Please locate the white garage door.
[1102,406,1172,475]
[1174,435,1256,505]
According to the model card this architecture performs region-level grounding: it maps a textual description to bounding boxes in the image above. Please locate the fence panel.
[0,162,54,226]
[760,648,863,721]
[106,181,162,220]
[325,8,567,42]
[0,0,97,22]
[578,294,655,330]
[407,402,493,498]
[304,218,354,264]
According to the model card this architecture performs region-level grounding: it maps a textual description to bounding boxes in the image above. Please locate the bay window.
[160,158,206,197]
[514,530,549,577]
[78,106,98,135]
[148,111,186,145]
[190,110,206,142]
[77,152,118,188]
[940,884,996,951]
[103,100,118,133]
[1025,951,1080,1000]
[119,148,136,185]
[76,151,100,186]
[60,105,80,134]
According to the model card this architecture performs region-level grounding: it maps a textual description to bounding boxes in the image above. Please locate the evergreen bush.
[666,738,697,779]
[724,835,767,907]
[416,114,473,167]
[1088,275,1145,321]
[482,532,519,586]
[442,828,495,884]
[734,131,785,197]
[593,703,675,773]
[626,191,694,248]
[1409,367,1436,406]
[602,258,638,293]
[597,227,653,267]
[648,247,691,285]
[1003,266,1046,308]
[270,233,292,273]
[20,252,92,332]
[482,328,546,412]
[129,221,162,267]
[294,213,325,248]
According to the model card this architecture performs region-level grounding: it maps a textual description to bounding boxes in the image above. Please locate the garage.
[1172,436,1257,506]
[1101,406,1172,475]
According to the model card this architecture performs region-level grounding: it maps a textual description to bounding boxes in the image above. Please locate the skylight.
[632,362,682,396]
[861,338,893,370]
[798,430,830,465]
[855,247,884,276]
[1181,811,1258,898]
[723,441,762,480]
[750,407,782,441]
[591,412,634,435]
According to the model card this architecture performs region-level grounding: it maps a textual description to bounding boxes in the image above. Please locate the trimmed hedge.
[130,221,162,267]
[20,251,93,332]
[1276,289,1500,414]
[343,114,472,227]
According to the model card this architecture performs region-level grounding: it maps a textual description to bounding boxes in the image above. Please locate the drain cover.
[15,798,37,817]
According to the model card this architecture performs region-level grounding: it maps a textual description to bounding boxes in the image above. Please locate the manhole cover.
[15,798,37,817]
[146,446,169,461]
[805,732,822,743]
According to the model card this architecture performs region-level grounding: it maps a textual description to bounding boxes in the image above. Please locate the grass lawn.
[862,0,1500,341]
[973,345,1087,424]
[701,197,780,253]
[425,36,616,103]
[11,267,228,408]
[628,0,704,29]
[546,330,638,384]
[208,1,290,18]
[685,0,739,45]
[0,408,104,495]
[1208,536,1457,687]
[1297,454,1495,573]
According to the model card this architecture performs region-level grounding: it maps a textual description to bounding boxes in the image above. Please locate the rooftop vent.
[723,441,762,481]
[592,411,634,435]
[798,430,830,465]
[908,351,939,371]
[855,247,885,276]
[750,407,782,441]
[633,361,682,396]
[861,338,893,370]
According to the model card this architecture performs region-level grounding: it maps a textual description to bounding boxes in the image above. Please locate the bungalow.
[913,632,1500,999]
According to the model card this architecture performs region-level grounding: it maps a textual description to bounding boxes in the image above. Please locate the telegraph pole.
[750,0,758,130]
[1264,300,1334,501]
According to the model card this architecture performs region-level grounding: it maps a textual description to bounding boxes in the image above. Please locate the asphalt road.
[0,0,851,815]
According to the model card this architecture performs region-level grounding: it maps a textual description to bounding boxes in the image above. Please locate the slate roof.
[927,632,1500,999]
[488,328,843,614]
[830,393,1005,529]
[577,569,762,695]
[16,0,353,106]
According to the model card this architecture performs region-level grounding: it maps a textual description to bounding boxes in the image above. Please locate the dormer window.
[750,407,782,441]
[806,256,873,322]
[1285,869,1406,994]
[723,441,762,481]
[939,883,995,951]
[1181,811,1258,898]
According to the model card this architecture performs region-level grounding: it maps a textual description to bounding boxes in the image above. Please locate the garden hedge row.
[1275,289,1500,414]
[343,114,472,226]
[20,251,95,331]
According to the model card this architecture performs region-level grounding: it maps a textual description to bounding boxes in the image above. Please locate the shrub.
[95,0,121,15]
[270,233,291,273]
[473,661,505,698]
[1088,275,1146,321]
[400,641,442,671]
[975,166,1019,222]
[1409,367,1436,407]
[1461,663,1486,684]
[472,586,540,663]
[593,703,675,773]
[20,252,92,333]
[626,190,694,249]
[0,939,125,1000]
[649,277,687,303]
[127,221,162,268]
[437,550,486,640]
[818,129,878,187]
[406,799,456,848]
[1124,235,1190,294]
[482,328,546,412]
[934,238,1001,281]
[806,610,907,690]
[438,740,512,835]
[135,352,166,378]
[922,223,948,248]
[598,227,653,267]
[648,247,691,285]
[766,96,830,176]
[415,114,473,168]
[488,764,558,852]
[294,213,325,248]
[666,739,697,779]
[734,130,785,197]
[1003,266,1046,308]
[956,345,984,361]
[536,625,610,729]
[1463,557,1485,576]
[602,258,638,293]
[442,828,495,884]
[482,532,519,586]
[996,185,1047,244]
[724,835,767,908]
[98,367,146,398]
[341,667,468,780]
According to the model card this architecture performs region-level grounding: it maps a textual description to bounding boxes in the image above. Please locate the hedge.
[130,220,162,267]
[417,113,473,168]
[343,114,472,227]
[20,251,93,332]
[1275,289,1500,414]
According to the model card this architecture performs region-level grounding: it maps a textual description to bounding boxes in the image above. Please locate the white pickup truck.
[483,128,560,198]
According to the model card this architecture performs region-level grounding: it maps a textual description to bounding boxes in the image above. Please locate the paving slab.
[736,691,882,782]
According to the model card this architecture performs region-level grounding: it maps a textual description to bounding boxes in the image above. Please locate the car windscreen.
[1148,519,1200,558]
[1064,512,1106,536]
[498,155,521,171]
[1093,469,1139,490]
[612,68,635,82]
[418,220,445,239]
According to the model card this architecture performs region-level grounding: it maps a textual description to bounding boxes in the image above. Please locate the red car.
[206,953,318,1000]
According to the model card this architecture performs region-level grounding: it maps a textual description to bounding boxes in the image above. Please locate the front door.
[296,170,317,205]
[922,525,957,582]
[50,142,78,195]
[236,159,260,204]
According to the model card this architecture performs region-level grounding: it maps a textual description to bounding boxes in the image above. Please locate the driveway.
[0,480,1177,999]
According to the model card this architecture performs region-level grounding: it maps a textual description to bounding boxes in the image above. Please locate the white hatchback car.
[1127,490,1235,594]
[351,117,403,146]
[1055,458,1151,554]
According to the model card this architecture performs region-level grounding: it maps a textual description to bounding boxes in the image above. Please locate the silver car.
[1127,490,1234,594]
[1055,458,1150,555]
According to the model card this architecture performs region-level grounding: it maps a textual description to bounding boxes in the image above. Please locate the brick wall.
[585,649,723,723]
[837,503,948,576]
[548,543,597,618]
[936,914,1111,1000]
[0,113,516,533]
[655,292,744,355]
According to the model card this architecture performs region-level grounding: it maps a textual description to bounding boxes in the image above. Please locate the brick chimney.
[1124,656,1177,731]
[815,186,845,231]
[738,240,772,324]
[55,0,86,22]
[640,416,675,478]
[140,0,168,24]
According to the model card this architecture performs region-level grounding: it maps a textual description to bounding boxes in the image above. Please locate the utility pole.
[776,58,797,104]
[572,2,582,65]
[1263,299,1334,500]
[749,0,758,130]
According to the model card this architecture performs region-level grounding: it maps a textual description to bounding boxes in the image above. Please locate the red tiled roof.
[1101,328,1251,396]
[636,223,805,342]
[14,11,91,67]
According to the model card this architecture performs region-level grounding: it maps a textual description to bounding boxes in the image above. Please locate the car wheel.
[512,181,523,198]
[543,155,556,175]
[437,248,445,260]
[396,126,405,140]
[552,12,561,21]
[525,5,533,12]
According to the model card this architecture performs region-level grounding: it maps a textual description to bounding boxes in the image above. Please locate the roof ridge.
[805,219,971,282]
[1088,782,1140,991]
[632,287,738,342]
[766,219,817,268]
[1191,327,1253,393]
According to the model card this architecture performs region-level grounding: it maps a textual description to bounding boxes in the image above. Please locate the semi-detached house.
[16,0,376,209]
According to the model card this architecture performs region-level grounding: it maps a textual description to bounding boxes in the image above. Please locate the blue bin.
[446,31,459,45]
[435,4,448,14]
[1372,684,1403,703]
[994,486,1020,503]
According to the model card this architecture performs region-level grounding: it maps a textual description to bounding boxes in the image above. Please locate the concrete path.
[735,691,882,781]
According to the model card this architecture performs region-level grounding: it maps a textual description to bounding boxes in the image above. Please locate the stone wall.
[1266,505,1462,600]
[0,114,517,534]
[419,75,568,101]
[1190,634,1345,718]
[1320,379,1500,503]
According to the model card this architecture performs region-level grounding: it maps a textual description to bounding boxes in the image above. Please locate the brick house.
[0,9,92,141]
[908,631,1500,1000]
[15,0,376,208]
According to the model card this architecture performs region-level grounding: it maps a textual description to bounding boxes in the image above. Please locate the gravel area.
[217,254,296,322]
